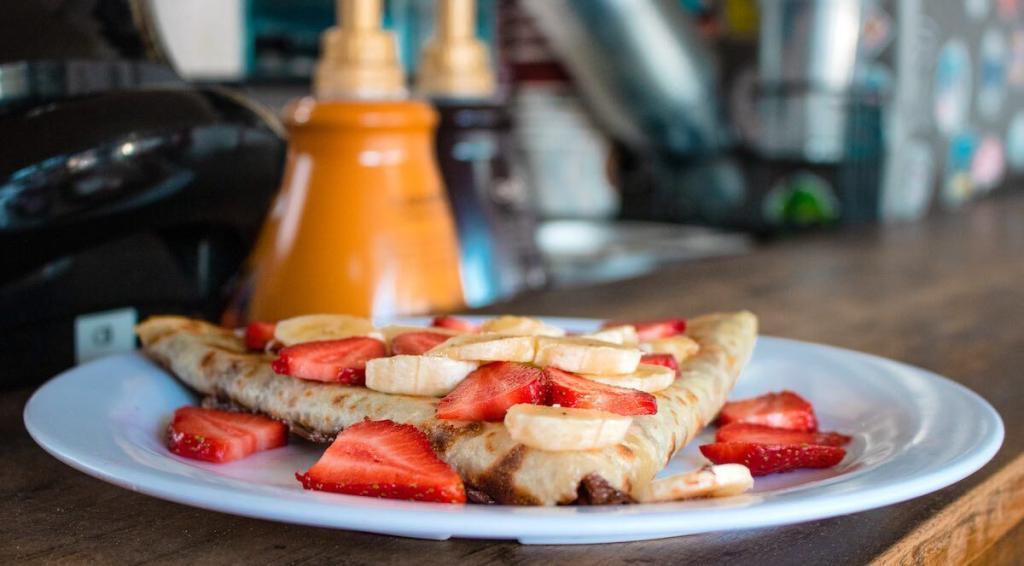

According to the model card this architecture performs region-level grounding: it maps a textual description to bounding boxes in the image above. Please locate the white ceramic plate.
[25,317,1003,544]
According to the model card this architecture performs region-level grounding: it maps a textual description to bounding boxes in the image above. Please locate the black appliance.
[1,0,286,386]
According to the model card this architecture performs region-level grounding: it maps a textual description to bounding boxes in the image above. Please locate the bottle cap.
[417,0,496,98]
[314,0,406,99]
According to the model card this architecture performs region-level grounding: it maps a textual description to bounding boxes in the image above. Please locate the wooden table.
[4,192,1023,565]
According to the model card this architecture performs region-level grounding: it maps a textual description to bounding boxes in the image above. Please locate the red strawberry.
[715,422,851,447]
[640,353,679,375]
[432,315,478,333]
[272,337,386,385]
[436,362,547,421]
[391,331,451,355]
[700,442,846,476]
[167,406,287,464]
[604,318,686,341]
[545,367,657,416]
[296,420,466,503]
[718,390,819,432]
[245,321,276,351]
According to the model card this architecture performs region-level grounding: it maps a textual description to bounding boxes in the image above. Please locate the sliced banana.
[379,324,460,344]
[639,464,753,502]
[504,404,632,451]
[365,355,478,397]
[533,336,642,375]
[581,325,639,346]
[479,315,566,337]
[640,335,700,364]
[274,314,381,346]
[579,364,675,393]
[427,334,537,363]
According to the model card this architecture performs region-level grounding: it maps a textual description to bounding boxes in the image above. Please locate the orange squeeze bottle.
[240,0,464,322]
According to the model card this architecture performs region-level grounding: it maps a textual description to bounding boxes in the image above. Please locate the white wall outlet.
[74,308,138,364]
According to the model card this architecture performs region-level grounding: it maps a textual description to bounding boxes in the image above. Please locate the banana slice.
[365,355,478,397]
[274,314,381,346]
[504,404,632,451]
[533,336,642,375]
[581,325,639,346]
[640,335,700,364]
[579,364,675,393]
[379,324,460,344]
[639,464,753,502]
[427,334,537,362]
[479,316,565,337]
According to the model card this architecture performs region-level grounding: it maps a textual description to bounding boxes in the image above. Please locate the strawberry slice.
[272,337,386,385]
[436,362,547,421]
[245,321,276,351]
[604,318,686,341]
[640,353,679,375]
[432,315,478,333]
[700,442,846,476]
[715,422,850,447]
[718,390,819,432]
[296,420,466,503]
[545,367,657,416]
[167,406,287,464]
[391,331,451,355]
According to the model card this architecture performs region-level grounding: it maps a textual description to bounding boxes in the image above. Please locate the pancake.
[136,311,757,505]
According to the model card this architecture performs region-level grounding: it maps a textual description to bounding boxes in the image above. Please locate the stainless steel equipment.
[521,0,1021,231]
[754,0,865,162]
[521,0,725,155]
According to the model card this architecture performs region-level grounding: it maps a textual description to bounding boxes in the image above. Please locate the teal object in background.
[244,0,497,80]
[246,0,333,80]
[678,0,710,13]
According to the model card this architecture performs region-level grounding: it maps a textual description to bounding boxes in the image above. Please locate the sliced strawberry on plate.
[604,318,687,341]
[167,406,287,464]
[715,422,851,447]
[296,420,466,503]
[436,362,547,421]
[718,390,819,432]
[272,337,386,385]
[700,442,846,476]
[244,321,276,351]
[640,352,679,375]
[432,315,478,333]
[391,331,451,355]
[545,367,657,416]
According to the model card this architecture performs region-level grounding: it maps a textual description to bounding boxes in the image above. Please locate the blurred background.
[3,0,1022,384]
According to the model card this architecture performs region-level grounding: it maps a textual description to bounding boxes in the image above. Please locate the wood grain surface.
[3,192,1023,565]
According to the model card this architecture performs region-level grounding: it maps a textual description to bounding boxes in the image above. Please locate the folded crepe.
[136,311,757,505]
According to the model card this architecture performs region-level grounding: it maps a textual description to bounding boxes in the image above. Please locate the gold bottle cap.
[416,0,496,98]
[314,0,407,100]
